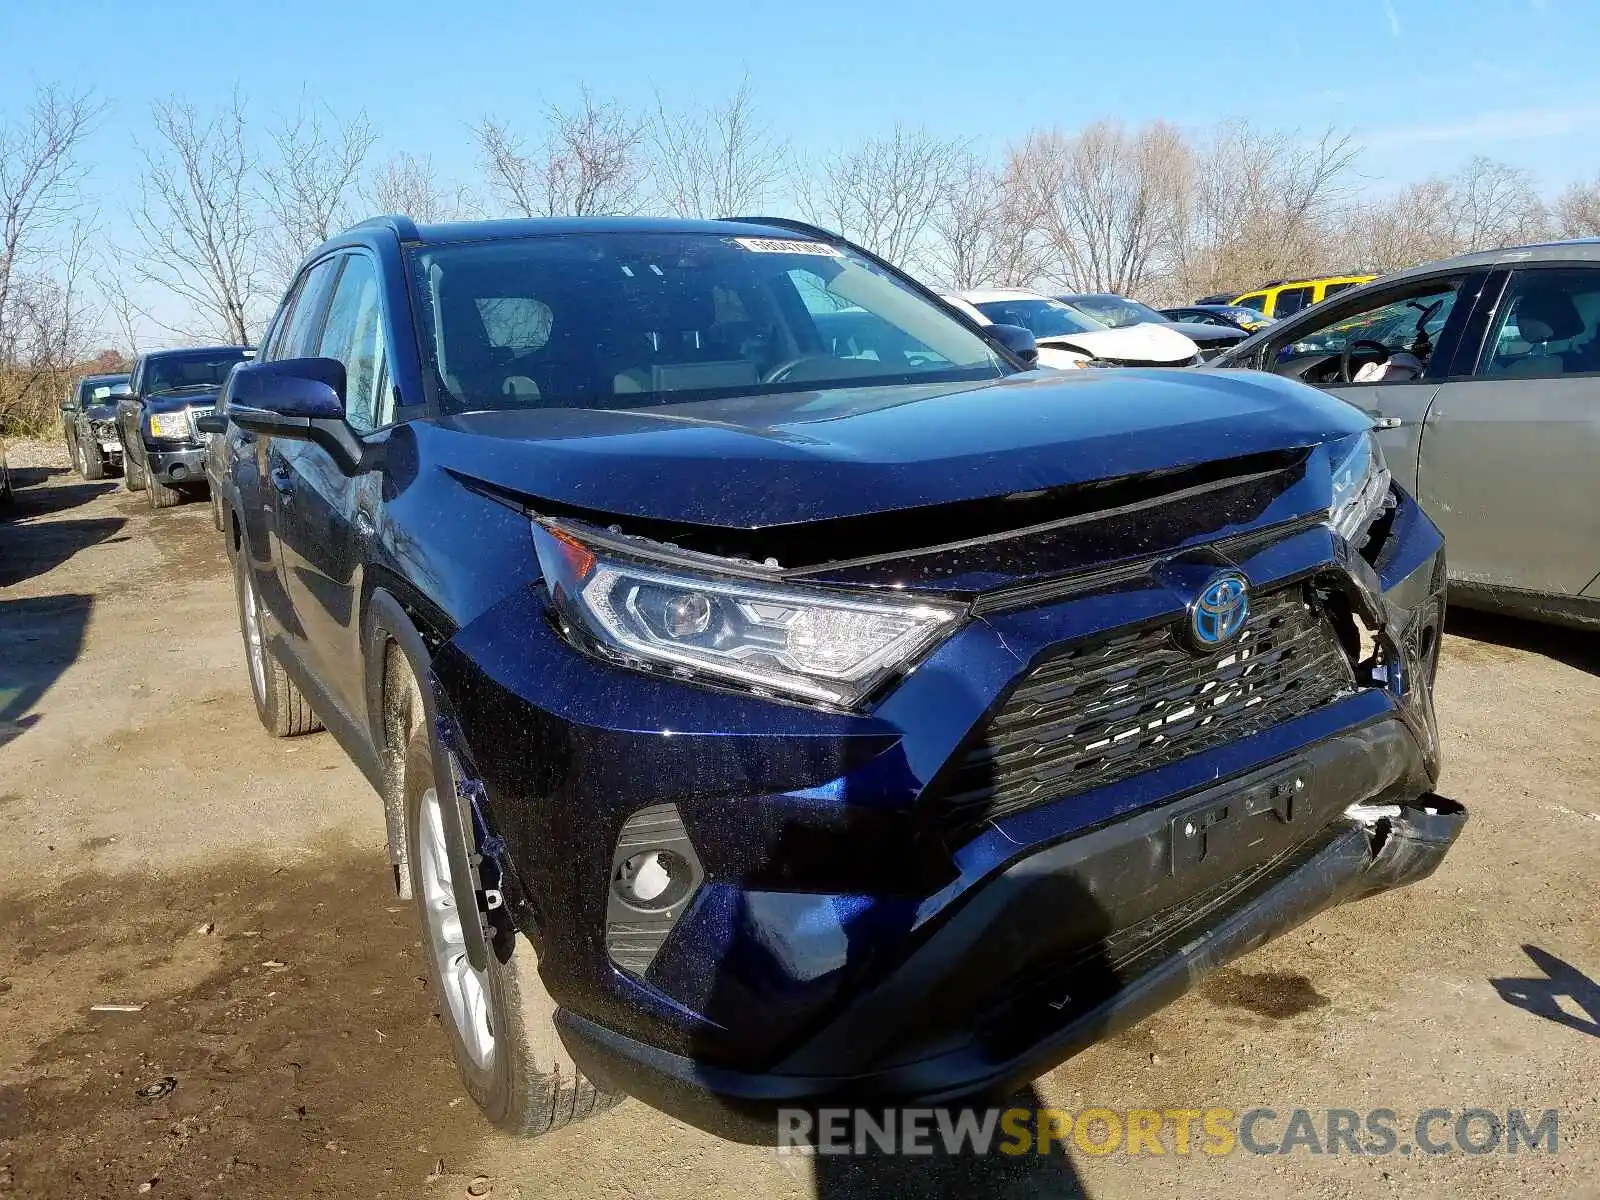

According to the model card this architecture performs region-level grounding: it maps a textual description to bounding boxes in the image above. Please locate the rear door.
[1414,265,1600,597]
[246,258,342,644]
[272,250,390,718]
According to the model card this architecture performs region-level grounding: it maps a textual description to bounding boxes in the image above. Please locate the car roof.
[959,287,1054,303]
[140,345,251,360]
[1369,237,1600,284]
[80,372,129,383]
[1055,292,1125,302]
[343,215,829,248]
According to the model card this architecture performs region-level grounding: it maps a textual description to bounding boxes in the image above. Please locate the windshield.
[1063,295,1167,329]
[407,233,1007,414]
[78,377,128,406]
[145,353,248,395]
[972,298,1103,338]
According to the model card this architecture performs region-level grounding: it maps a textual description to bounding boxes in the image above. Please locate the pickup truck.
[117,346,252,508]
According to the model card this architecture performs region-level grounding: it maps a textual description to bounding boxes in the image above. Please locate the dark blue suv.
[218,215,1463,1139]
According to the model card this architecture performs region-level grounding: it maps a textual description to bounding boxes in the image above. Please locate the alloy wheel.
[417,784,496,1070]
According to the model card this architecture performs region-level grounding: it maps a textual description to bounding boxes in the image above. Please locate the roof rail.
[346,214,421,242]
[717,215,844,242]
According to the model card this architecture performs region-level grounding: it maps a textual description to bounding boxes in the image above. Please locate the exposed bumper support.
[559,792,1466,1142]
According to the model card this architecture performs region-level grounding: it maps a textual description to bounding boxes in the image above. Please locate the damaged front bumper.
[428,486,1459,1137]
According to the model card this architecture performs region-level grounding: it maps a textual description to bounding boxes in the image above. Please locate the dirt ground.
[2,444,1597,1200]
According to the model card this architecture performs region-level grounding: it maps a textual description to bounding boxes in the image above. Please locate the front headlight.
[1328,431,1392,545]
[148,411,192,439]
[532,522,965,708]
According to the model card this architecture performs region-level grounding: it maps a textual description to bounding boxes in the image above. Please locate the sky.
[3,0,1599,334]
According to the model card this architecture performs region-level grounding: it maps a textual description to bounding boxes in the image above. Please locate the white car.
[953,288,1201,367]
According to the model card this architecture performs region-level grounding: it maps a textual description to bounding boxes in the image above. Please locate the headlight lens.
[1328,431,1392,545]
[148,411,192,439]
[532,522,964,708]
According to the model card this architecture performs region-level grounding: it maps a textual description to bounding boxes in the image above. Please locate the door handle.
[354,510,375,538]
[270,466,294,496]
[1372,416,1403,429]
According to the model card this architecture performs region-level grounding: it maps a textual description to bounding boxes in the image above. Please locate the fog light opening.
[614,849,693,911]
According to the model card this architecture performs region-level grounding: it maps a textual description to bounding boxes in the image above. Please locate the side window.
[262,289,301,361]
[1273,286,1314,317]
[1478,268,1600,379]
[1322,281,1359,300]
[1270,279,1463,383]
[280,258,342,360]
[1234,293,1268,313]
[316,254,387,433]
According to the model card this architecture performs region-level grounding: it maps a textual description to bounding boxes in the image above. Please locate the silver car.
[1216,240,1600,629]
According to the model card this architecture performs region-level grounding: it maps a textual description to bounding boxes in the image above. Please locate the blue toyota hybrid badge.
[1188,573,1250,650]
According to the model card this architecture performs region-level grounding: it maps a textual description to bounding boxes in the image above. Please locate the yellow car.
[1229,274,1375,320]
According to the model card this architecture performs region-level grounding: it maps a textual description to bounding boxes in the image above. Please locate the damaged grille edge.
[941,585,1357,843]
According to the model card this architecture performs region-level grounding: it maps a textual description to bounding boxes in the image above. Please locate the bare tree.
[125,93,264,344]
[651,77,786,219]
[364,151,475,222]
[475,90,649,217]
[923,153,1042,289]
[1555,175,1600,238]
[795,125,969,269]
[1339,156,1550,274]
[0,85,102,432]
[1169,123,1358,302]
[259,100,377,285]
[1009,120,1191,295]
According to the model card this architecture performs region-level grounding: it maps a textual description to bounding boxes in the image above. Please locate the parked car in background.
[218,213,1459,1140]
[1228,274,1375,320]
[1160,304,1274,333]
[960,289,1199,365]
[0,422,11,507]
[61,372,130,479]
[117,346,252,509]
[1214,239,1600,628]
[939,293,1087,369]
[1058,293,1247,359]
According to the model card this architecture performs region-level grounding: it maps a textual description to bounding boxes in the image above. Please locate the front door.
[275,251,390,719]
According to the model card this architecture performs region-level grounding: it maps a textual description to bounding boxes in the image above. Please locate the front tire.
[67,431,84,477]
[233,550,322,737]
[148,471,182,509]
[403,727,623,1136]
[81,437,107,481]
[123,442,147,492]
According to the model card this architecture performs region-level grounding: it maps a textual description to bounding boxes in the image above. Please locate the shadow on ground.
[0,840,495,1199]
[0,469,124,588]
[0,594,92,751]
[1446,607,1600,677]
[1491,945,1600,1039]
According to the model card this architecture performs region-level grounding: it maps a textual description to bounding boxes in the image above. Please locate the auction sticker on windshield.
[733,237,842,256]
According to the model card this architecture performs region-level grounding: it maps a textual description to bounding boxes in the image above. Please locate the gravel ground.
[1,453,1597,1200]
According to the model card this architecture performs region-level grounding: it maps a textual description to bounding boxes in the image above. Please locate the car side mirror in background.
[194,412,227,435]
[988,323,1039,366]
[227,357,374,474]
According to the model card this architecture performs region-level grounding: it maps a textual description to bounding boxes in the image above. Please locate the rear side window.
[1479,268,1600,379]
[1273,286,1314,317]
[1235,293,1267,313]
[1323,281,1360,299]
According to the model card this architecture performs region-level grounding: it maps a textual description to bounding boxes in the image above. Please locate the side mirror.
[194,412,227,435]
[227,357,373,473]
[229,357,346,426]
[109,382,132,397]
[988,323,1039,366]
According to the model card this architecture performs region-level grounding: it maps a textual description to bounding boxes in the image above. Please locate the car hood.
[1161,320,1246,344]
[1035,322,1198,363]
[143,387,222,414]
[425,369,1368,531]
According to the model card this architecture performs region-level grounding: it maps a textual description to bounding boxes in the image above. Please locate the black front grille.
[941,586,1355,840]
